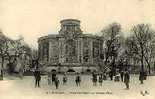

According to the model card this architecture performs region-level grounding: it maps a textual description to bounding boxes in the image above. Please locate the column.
[58,39,61,63]
[40,42,44,62]
[90,39,93,64]
[48,41,52,63]
[77,38,80,63]
[38,43,42,61]
[80,38,83,63]
[59,38,65,64]
[58,38,62,63]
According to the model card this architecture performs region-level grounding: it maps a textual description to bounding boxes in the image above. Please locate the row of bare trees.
[100,23,155,77]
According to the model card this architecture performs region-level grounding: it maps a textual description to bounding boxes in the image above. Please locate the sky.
[0,0,155,48]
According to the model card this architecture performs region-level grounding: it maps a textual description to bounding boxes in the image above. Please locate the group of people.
[92,72,107,86]
[91,69,130,89]
[47,71,82,89]
[47,71,60,89]
[33,68,147,90]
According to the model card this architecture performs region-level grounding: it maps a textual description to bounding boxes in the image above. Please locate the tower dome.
[59,19,82,37]
[60,19,80,26]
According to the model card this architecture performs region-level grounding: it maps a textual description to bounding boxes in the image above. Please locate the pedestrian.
[63,73,67,85]
[124,69,130,89]
[75,73,81,86]
[109,70,113,81]
[120,70,124,82]
[55,76,60,89]
[34,68,41,88]
[92,72,97,86]
[98,74,103,86]
[52,72,56,85]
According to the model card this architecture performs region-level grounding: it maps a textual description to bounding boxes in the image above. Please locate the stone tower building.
[38,19,103,72]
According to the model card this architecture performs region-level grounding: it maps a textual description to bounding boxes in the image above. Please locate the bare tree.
[101,22,122,72]
[0,32,32,79]
[0,31,14,80]
[126,24,155,79]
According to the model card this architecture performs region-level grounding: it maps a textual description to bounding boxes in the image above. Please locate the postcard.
[0,0,155,99]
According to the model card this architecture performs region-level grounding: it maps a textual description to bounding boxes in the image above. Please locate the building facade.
[38,19,103,72]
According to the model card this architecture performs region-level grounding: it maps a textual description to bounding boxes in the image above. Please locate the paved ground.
[0,75,155,99]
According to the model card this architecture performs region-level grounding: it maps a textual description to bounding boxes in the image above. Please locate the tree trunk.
[112,56,116,76]
[141,45,144,72]
[144,56,151,74]
[140,46,144,84]
[154,62,155,73]
[1,57,4,80]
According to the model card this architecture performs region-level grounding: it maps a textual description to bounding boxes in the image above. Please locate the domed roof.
[60,19,80,26]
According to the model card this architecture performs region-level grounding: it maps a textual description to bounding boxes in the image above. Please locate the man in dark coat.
[124,69,130,89]
[120,70,124,82]
[52,72,56,85]
[34,68,41,87]
[55,76,60,89]
[98,74,103,86]
[92,72,97,86]
[75,73,81,86]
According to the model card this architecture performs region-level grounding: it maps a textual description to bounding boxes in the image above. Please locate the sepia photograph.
[0,0,155,99]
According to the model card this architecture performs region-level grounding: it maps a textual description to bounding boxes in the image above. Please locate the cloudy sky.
[0,0,155,48]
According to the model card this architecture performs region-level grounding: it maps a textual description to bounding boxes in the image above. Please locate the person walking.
[124,69,130,89]
[75,73,81,86]
[120,70,124,82]
[92,72,97,86]
[55,76,60,89]
[52,72,56,85]
[34,68,41,88]
[98,74,103,86]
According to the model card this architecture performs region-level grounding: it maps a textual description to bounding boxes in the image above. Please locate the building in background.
[38,19,103,72]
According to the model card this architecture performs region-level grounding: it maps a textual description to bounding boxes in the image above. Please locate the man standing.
[124,69,130,89]
[75,73,81,86]
[120,70,124,82]
[55,76,60,89]
[98,74,103,86]
[34,68,41,88]
[52,72,56,85]
[92,72,97,86]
